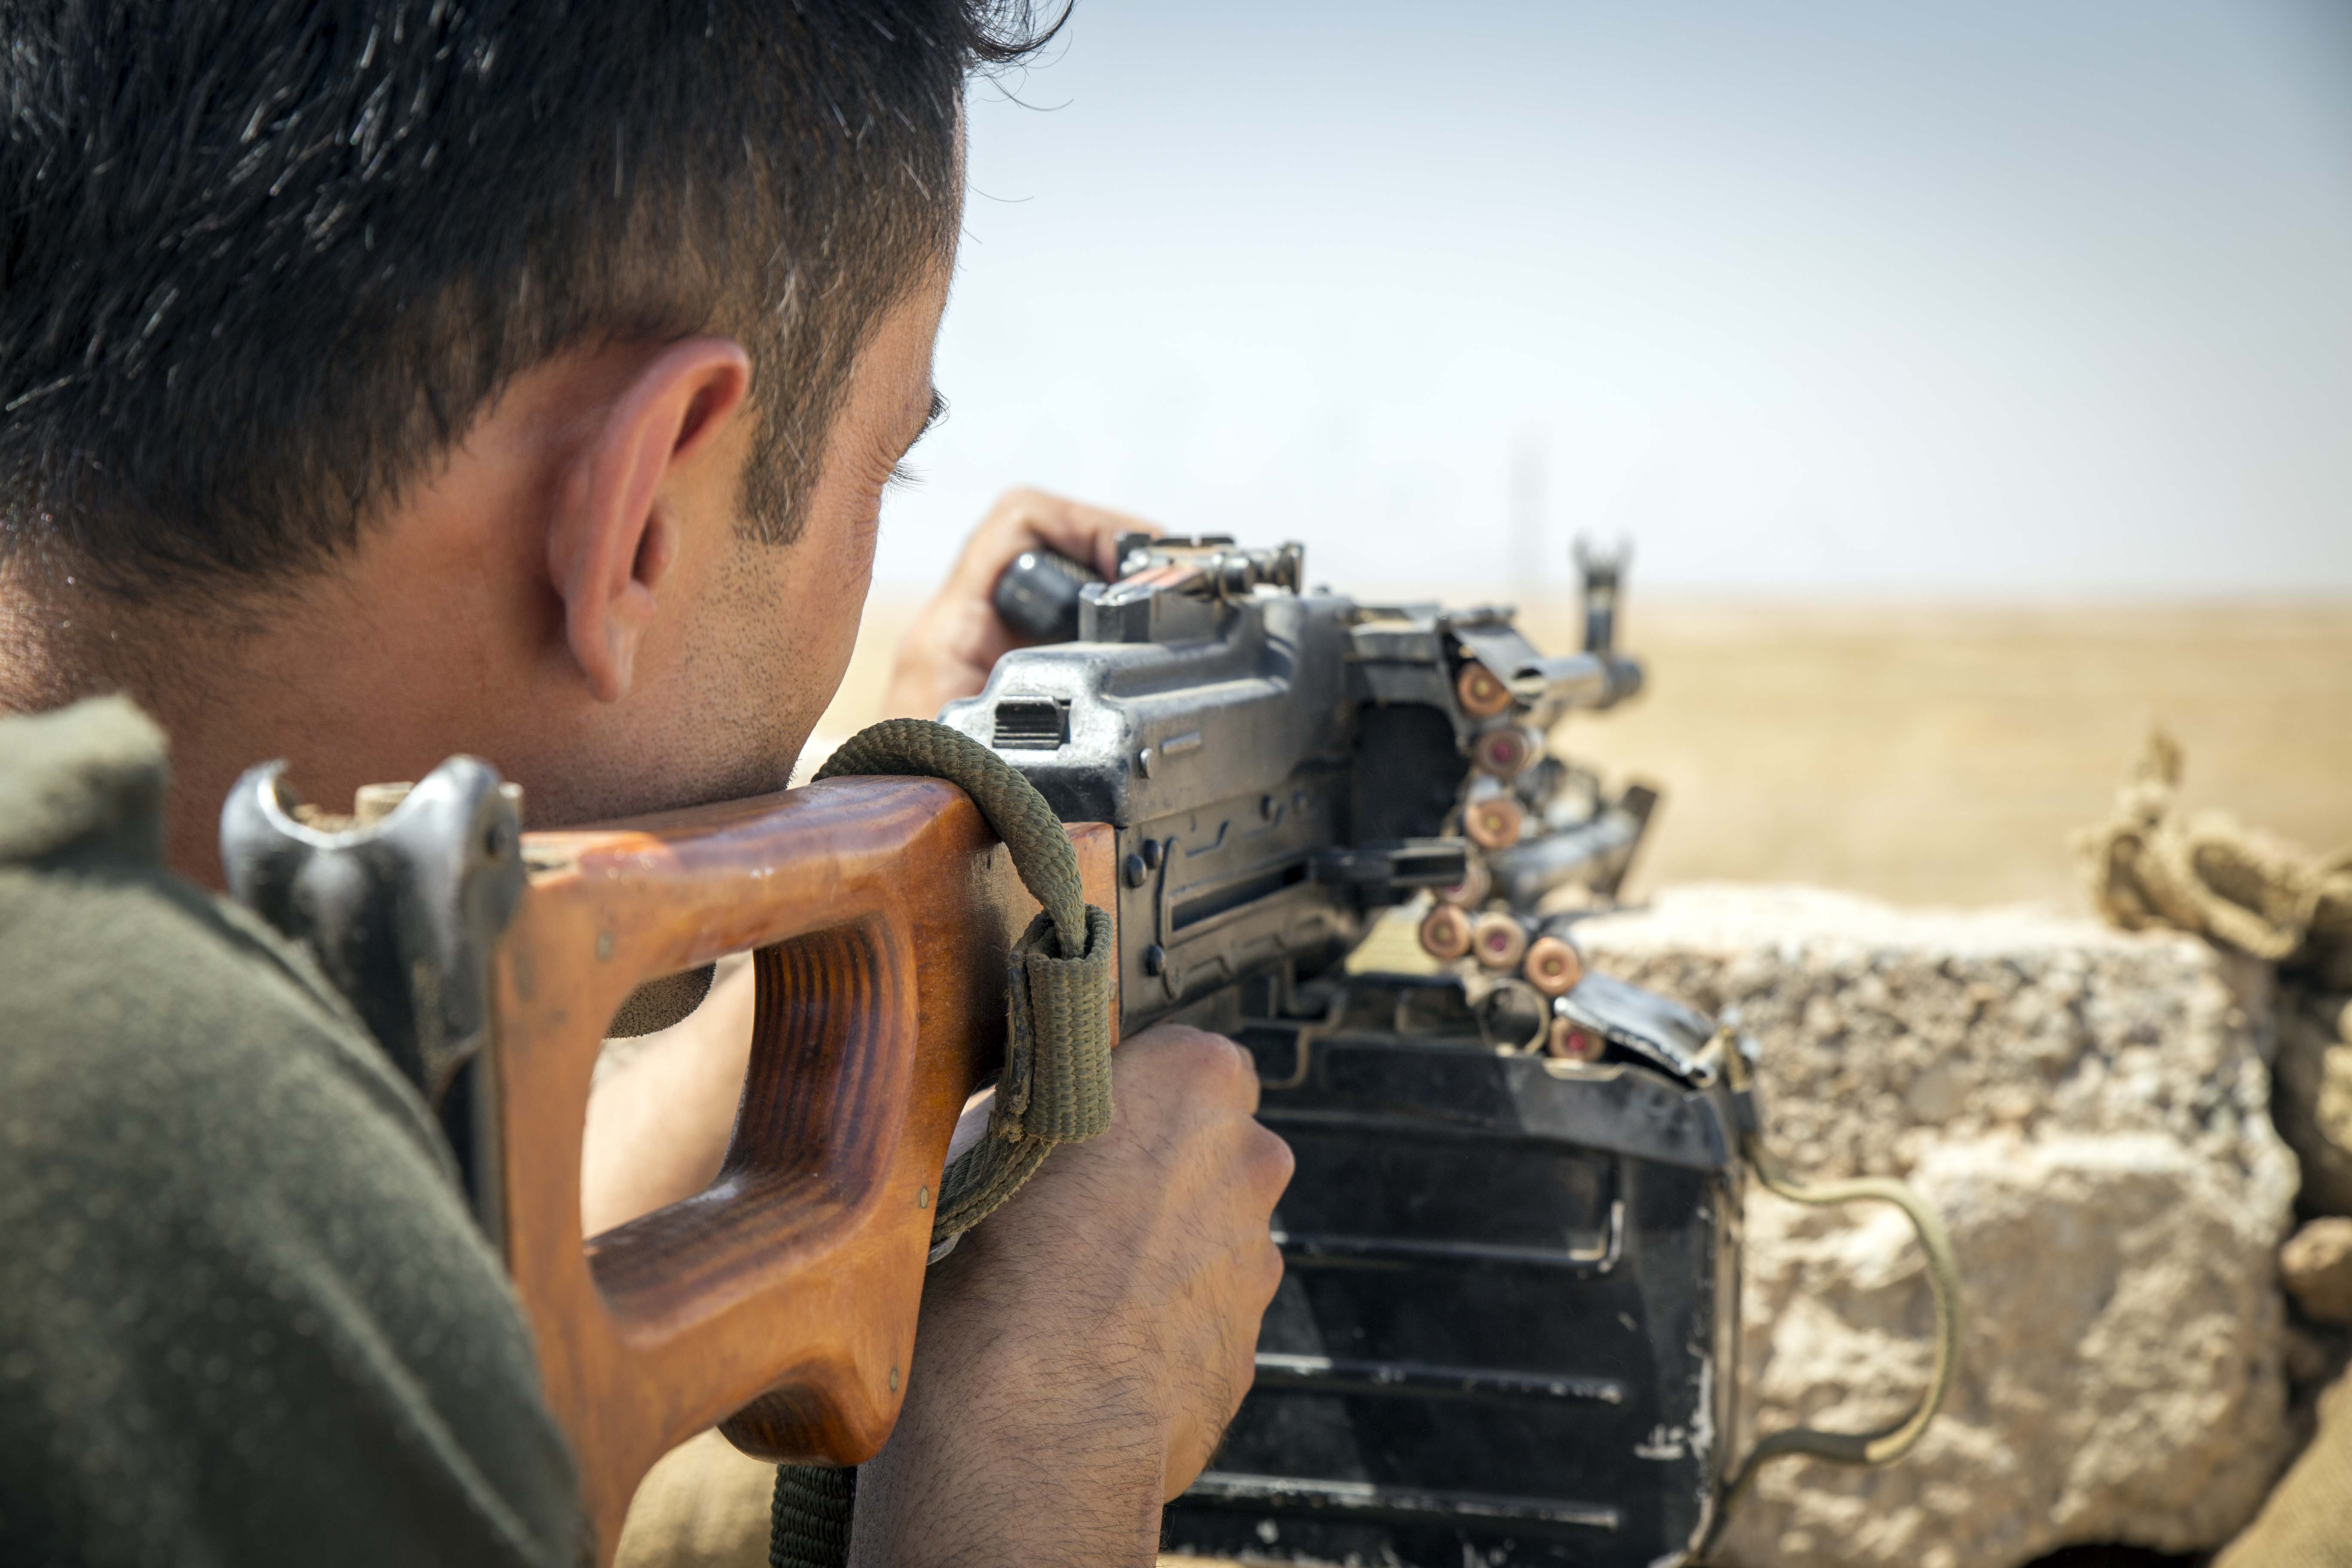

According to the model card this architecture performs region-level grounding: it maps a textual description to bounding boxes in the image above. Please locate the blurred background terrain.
[837,0,2352,905]
[824,598,2352,910]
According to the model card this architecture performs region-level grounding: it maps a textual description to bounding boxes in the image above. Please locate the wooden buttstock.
[490,776,1116,1559]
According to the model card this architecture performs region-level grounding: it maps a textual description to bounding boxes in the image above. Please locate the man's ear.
[549,337,753,703]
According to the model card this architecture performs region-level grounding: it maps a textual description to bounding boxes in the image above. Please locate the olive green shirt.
[0,698,584,1566]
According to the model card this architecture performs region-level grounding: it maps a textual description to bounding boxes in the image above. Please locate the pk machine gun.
[219,534,1954,1568]
[948,533,1657,1048]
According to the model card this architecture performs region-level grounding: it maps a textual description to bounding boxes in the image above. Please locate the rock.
[2272,986,2352,1216]
[1574,884,2297,1568]
[2282,1219,2352,1325]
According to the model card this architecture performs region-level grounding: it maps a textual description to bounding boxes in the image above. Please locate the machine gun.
[943,533,1656,1047]
[967,538,1954,1566]
[961,538,1739,1563]
[219,536,1953,1568]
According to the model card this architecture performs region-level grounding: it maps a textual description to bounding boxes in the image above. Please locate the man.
[0,3,1292,1565]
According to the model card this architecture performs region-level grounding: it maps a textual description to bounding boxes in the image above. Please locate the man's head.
[0,0,1056,879]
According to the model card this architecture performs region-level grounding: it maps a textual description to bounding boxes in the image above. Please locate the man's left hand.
[883,487,1154,720]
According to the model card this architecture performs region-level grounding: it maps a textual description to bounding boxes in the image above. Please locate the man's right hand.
[846,1024,1294,1568]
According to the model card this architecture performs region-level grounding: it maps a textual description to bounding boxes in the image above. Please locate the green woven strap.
[769,1466,854,1568]
[817,718,1090,961]
[813,717,1115,1240]
[776,719,1117,1568]
[930,902,1117,1235]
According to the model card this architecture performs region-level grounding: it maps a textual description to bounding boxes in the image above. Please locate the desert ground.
[822,594,2352,909]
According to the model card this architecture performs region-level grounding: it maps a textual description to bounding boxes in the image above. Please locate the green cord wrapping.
[815,718,1090,960]
[776,719,1117,1568]
[930,903,1116,1237]
[812,718,1113,1243]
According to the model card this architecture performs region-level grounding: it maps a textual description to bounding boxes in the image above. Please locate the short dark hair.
[0,0,1055,594]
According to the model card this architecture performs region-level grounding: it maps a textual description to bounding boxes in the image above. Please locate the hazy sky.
[875,0,2352,596]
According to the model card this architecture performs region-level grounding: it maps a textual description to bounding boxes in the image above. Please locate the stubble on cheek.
[674,539,831,802]
[705,497,881,786]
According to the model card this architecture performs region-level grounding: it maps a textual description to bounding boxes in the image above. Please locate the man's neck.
[0,563,109,714]
[3,565,276,887]
[0,557,504,891]
[0,542,757,894]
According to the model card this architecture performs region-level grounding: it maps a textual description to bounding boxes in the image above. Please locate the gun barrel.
[1502,651,1644,710]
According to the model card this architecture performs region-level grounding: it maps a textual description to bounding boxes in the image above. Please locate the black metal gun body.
[941,535,1648,1041]
[947,536,1752,1567]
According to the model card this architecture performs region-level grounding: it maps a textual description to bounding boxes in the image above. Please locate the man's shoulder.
[0,842,447,1195]
[0,698,438,1166]
[0,694,485,1399]
[0,697,583,1568]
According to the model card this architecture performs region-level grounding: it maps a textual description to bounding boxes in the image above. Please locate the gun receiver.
[970,540,1953,1568]
[947,533,1652,1043]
